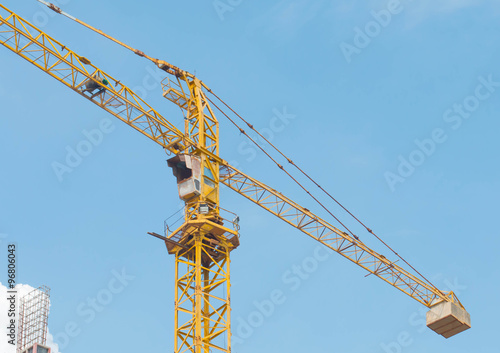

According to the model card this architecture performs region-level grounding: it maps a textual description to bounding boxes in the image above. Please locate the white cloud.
[1,283,61,353]
[46,332,61,353]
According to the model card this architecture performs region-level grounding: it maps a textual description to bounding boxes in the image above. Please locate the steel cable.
[206,90,439,291]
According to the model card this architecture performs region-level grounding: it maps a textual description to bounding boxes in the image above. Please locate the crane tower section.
[164,75,240,353]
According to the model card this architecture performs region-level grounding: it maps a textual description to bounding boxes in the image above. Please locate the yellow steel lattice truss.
[174,235,231,353]
[0,4,188,154]
[0,2,471,345]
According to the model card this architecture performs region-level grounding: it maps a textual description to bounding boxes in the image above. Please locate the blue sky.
[1,0,499,352]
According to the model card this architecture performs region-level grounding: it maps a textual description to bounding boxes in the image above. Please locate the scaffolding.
[17,286,51,353]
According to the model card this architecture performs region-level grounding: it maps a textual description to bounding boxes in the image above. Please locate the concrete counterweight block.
[426,301,471,338]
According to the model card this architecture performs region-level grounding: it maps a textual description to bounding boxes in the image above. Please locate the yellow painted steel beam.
[175,234,231,353]
[162,76,221,215]
[36,0,193,79]
[0,4,189,154]
[219,164,463,309]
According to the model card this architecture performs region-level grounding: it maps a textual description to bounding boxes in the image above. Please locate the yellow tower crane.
[0,3,471,352]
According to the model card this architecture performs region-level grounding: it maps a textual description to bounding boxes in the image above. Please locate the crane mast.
[0,2,471,350]
[163,74,238,353]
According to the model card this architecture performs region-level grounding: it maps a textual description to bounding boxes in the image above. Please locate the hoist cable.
[205,96,359,240]
[206,90,439,291]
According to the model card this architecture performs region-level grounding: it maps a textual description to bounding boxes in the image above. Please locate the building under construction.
[17,286,51,353]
